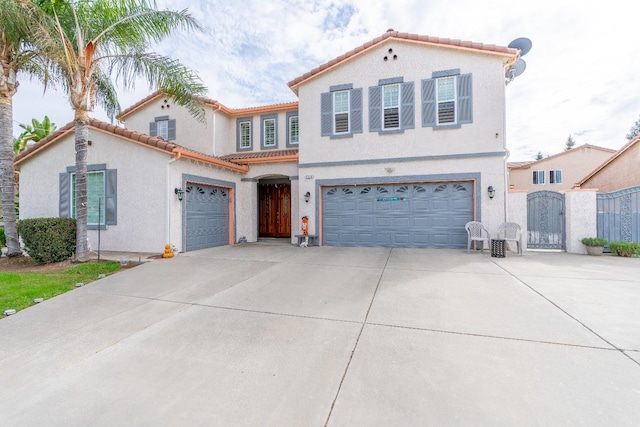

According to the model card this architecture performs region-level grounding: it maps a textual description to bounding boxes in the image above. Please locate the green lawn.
[1,262,121,315]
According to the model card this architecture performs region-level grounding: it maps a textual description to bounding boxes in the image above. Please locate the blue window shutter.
[59,172,70,217]
[458,73,473,124]
[369,86,382,132]
[351,88,363,134]
[401,81,415,129]
[167,119,176,140]
[149,121,157,136]
[421,79,436,127]
[105,169,117,225]
[321,92,332,136]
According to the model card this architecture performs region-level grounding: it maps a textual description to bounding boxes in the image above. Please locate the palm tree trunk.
[74,113,90,262]
[0,97,21,255]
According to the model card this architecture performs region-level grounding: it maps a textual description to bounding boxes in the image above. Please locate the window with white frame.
[382,84,400,129]
[156,119,169,140]
[240,121,251,149]
[532,170,545,185]
[549,170,562,184]
[263,118,276,147]
[437,76,456,124]
[289,115,299,145]
[333,90,350,134]
[71,171,105,226]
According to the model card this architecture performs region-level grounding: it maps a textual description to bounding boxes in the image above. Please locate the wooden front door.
[259,183,291,237]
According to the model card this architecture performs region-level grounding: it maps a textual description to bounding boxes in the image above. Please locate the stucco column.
[507,190,528,252]
[564,189,597,254]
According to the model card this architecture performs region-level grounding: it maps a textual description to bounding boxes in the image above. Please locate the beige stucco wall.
[509,146,614,192]
[223,108,298,156]
[121,97,217,155]
[298,39,509,165]
[19,129,173,253]
[564,189,597,254]
[506,191,528,252]
[295,38,510,242]
[579,142,640,192]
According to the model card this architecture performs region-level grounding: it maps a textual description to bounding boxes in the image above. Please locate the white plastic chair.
[498,222,523,255]
[465,221,491,253]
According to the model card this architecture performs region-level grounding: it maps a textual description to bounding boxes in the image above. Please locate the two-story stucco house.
[14,29,521,253]
[508,144,616,192]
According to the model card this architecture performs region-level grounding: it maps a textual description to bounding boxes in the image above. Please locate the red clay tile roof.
[220,149,299,164]
[14,118,248,173]
[288,29,519,92]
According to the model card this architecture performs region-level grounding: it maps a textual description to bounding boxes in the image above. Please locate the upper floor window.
[549,170,562,184]
[321,84,363,139]
[436,77,456,124]
[333,91,350,134]
[236,117,253,151]
[261,114,277,149]
[287,112,299,146]
[149,116,176,140]
[422,69,472,129]
[383,84,400,129]
[533,170,545,185]
[369,77,414,134]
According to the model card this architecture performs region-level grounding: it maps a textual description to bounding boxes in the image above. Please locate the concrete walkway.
[1,244,639,426]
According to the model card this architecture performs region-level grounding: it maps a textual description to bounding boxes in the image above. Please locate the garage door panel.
[323,181,473,248]
[186,184,229,251]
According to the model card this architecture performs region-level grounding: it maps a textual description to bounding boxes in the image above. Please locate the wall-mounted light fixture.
[487,186,495,199]
[174,187,184,201]
[304,191,311,203]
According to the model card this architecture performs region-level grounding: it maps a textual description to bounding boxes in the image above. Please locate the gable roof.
[507,144,616,170]
[118,91,298,120]
[287,29,519,94]
[575,136,640,187]
[14,118,249,173]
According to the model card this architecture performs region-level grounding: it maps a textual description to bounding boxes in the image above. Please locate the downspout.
[166,152,180,249]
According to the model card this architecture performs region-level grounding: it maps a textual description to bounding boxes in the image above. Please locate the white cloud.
[11,0,640,161]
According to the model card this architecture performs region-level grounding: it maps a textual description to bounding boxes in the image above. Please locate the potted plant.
[608,241,640,257]
[581,237,607,256]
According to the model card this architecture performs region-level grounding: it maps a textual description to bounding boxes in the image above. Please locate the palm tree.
[0,0,50,256]
[36,0,207,261]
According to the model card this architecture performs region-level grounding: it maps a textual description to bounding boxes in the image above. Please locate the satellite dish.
[508,37,532,56]
[510,58,527,77]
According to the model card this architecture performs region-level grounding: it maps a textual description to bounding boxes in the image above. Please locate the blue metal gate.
[597,185,640,244]
[527,191,566,249]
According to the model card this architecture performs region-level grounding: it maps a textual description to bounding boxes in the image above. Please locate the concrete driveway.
[1,243,639,426]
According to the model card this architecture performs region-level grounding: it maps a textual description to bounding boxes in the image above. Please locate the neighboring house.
[508,144,616,192]
[575,136,640,192]
[14,29,521,253]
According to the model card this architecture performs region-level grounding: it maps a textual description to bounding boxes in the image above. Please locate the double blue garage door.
[322,182,473,248]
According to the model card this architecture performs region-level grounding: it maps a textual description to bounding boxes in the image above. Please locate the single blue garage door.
[185,184,229,251]
[322,182,473,248]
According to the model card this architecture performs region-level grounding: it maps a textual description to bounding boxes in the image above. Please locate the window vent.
[384,108,399,129]
[335,113,349,133]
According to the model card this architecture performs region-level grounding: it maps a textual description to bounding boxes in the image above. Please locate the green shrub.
[608,241,640,257]
[581,237,607,246]
[0,227,5,247]
[17,218,76,264]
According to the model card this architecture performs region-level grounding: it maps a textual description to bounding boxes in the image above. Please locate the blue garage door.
[185,184,229,251]
[322,182,473,248]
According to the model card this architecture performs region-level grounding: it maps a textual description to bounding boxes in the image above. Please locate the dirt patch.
[0,255,74,274]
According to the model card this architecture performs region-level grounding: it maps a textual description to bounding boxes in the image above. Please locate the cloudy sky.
[11,0,640,161]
